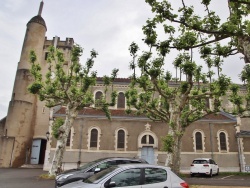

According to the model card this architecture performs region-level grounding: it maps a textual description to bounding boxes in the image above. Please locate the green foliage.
[162,134,174,153]
[52,118,64,139]
[127,0,250,173]
[29,44,118,115]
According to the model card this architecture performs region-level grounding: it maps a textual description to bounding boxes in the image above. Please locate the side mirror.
[104,180,116,188]
[108,181,116,188]
[94,168,101,173]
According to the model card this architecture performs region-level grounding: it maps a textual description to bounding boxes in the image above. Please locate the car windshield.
[84,166,118,184]
[78,158,108,170]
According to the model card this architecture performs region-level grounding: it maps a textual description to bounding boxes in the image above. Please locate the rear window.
[192,160,208,164]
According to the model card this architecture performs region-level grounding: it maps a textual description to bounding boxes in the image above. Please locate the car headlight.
[57,174,73,181]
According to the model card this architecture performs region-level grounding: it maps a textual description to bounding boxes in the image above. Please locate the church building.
[0,1,250,173]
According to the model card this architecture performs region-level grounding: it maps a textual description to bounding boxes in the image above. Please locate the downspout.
[235,116,245,172]
[236,134,244,172]
[209,123,214,159]
[77,122,83,168]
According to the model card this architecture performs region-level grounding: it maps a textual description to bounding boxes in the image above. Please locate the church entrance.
[30,139,47,164]
[141,146,155,164]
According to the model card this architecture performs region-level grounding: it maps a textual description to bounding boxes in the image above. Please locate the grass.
[39,173,55,180]
[219,172,250,176]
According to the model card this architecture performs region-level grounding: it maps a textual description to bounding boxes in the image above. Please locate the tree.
[124,0,250,173]
[28,44,118,176]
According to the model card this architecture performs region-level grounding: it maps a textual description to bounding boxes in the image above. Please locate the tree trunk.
[238,36,250,64]
[49,103,78,176]
[165,100,183,174]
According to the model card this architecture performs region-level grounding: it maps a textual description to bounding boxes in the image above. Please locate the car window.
[129,160,144,164]
[88,161,112,172]
[116,160,129,164]
[144,168,167,184]
[85,166,118,183]
[78,159,104,170]
[109,168,141,187]
[193,160,208,164]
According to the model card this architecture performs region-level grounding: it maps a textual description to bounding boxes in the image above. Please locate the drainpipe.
[236,134,244,172]
[209,123,214,159]
[235,116,245,172]
[77,122,83,168]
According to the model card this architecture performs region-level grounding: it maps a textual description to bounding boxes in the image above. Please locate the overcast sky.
[0,0,246,119]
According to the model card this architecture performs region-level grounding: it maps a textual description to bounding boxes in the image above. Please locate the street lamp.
[46,131,50,141]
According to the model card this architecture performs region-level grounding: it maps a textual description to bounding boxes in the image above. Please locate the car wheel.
[216,168,219,176]
[208,170,213,177]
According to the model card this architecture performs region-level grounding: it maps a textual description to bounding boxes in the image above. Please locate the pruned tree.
[28,44,118,176]
[126,42,230,174]
[124,0,250,173]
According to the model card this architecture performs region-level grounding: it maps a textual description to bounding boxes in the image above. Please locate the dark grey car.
[55,157,148,187]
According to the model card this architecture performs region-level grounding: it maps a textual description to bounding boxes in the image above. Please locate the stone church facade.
[0,1,250,173]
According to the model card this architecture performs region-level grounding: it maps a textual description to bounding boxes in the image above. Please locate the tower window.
[95,91,103,107]
[117,92,125,108]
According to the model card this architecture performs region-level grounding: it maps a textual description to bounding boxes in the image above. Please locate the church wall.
[243,138,250,152]
[240,118,250,131]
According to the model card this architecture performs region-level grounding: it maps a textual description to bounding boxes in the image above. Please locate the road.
[0,168,54,188]
[0,168,250,188]
[184,174,250,187]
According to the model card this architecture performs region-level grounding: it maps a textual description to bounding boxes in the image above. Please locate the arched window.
[195,132,203,150]
[141,135,154,145]
[90,129,98,148]
[219,132,227,151]
[149,135,154,144]
[117,130,125,149]
[95,91,103,107]
[141,135,147,144]
[117,92,125,108]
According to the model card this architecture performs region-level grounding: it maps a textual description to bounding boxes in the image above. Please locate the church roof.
[54,107,147,119]
[198,111,236,123]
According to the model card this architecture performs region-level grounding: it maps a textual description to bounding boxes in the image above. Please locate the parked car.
[55,157,148,187]
[60,163,189,188]
[190,158,219,177]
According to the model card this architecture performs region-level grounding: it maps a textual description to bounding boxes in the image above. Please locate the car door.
[141,167,171,188]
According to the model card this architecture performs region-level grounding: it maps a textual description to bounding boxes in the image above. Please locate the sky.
[0,0,246,119]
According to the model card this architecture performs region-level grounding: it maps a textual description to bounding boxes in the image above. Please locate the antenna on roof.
[38,1,44,16]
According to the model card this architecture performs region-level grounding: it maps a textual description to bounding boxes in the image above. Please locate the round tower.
[1,1,47,167]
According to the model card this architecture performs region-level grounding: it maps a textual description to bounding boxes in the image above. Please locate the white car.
[190,158,219,177]
[61,163,189,188]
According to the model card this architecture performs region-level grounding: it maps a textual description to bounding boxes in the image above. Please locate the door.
[141,146,154,164]
[141,167,171,188]
[30,139,41,164]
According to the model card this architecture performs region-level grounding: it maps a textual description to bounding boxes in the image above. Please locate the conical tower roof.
[27,1,47,30]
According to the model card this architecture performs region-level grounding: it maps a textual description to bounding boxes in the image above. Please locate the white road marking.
[221,175,234,179]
